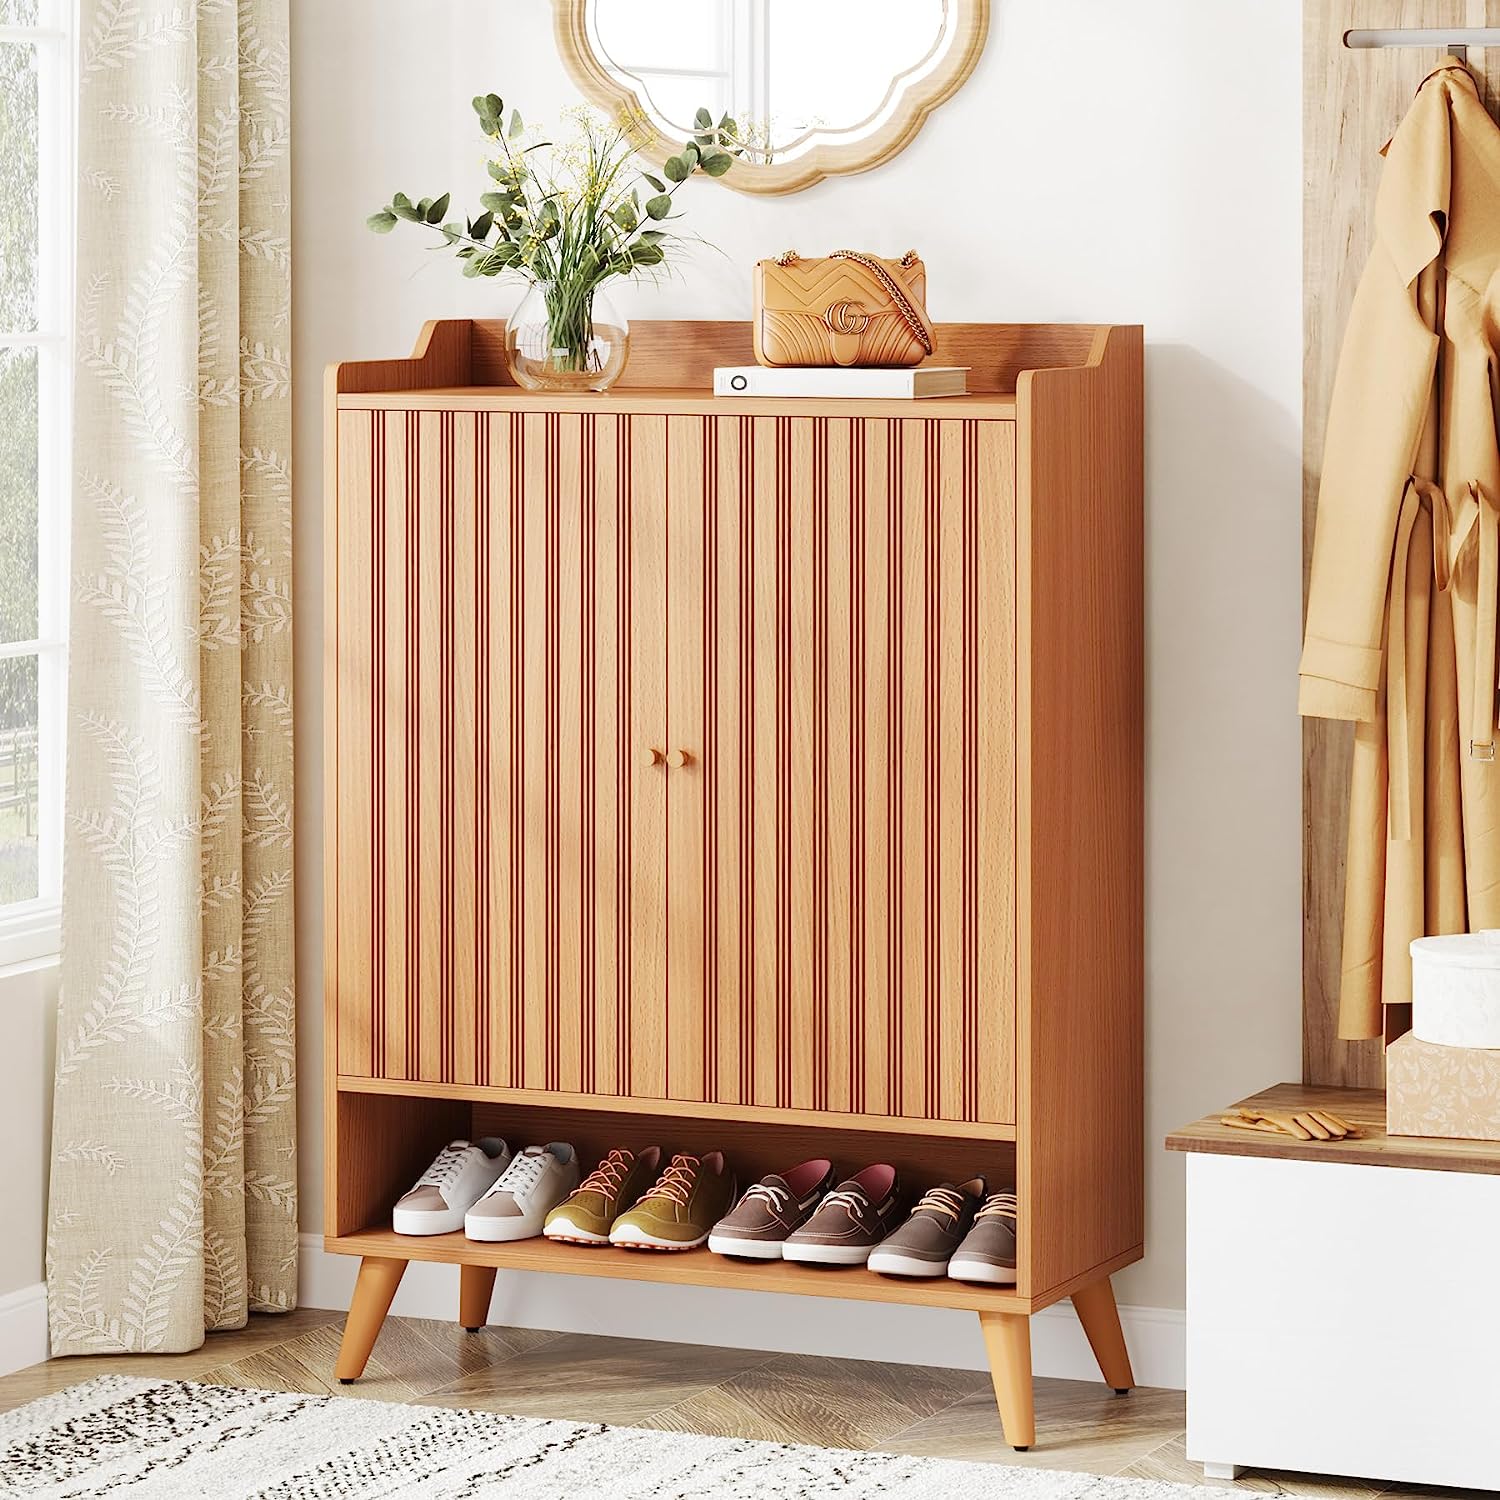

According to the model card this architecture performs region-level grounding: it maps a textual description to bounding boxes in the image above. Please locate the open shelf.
[325,1225,1031,1314]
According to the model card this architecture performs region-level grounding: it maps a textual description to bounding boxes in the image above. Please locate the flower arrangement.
[368,94,741,389]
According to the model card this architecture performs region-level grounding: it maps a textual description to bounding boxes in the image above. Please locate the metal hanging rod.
[1345,28,1500,59]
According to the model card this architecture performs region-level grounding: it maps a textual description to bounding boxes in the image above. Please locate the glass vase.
[503,281,630,393]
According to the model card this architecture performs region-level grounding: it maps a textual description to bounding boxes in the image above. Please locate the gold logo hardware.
[824,300,871,336]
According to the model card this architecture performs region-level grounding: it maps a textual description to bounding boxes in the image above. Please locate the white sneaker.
[392,1138,510,1235]
[465,1142,580,1242]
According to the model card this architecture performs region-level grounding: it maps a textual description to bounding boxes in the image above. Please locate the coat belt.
[1387,477,1500,845]
[1432,477,1500,764]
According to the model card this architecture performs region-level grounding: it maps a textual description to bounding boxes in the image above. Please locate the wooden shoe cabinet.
[323,319,1144,1448]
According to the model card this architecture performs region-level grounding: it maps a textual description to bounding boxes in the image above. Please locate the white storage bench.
[1169,1085,1500,1491]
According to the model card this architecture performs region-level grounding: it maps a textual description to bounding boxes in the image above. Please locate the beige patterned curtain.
[46,0,295,1355]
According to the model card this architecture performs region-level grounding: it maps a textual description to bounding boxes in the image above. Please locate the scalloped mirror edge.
[551,0,990,196]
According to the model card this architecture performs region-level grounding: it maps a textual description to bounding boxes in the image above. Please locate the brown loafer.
[708,1158,835,1260]
[782,1164,903,1266]
[868,1177,987,1278]
[948,1189,1019,1284]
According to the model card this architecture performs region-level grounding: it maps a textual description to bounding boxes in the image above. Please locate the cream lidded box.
[1410,931,1500,1049]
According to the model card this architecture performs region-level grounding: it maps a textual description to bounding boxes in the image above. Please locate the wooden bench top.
[1167,1082,1500,1176]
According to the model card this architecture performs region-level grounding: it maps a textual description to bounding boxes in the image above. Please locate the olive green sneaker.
[608,1151,736,1251]
[543,1145,663,1246]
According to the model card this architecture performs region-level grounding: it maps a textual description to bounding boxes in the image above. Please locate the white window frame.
[0,0,74,968]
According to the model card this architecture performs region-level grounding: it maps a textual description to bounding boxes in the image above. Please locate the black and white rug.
[0,1376,1202,1498]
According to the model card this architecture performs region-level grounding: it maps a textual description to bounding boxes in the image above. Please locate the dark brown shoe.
[948,1189,1019,1284]
[868,1177,987,1278]
[708,1158,835,1260]
[782,1164,902,1266]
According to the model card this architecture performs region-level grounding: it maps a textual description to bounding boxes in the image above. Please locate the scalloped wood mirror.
[552,0,990,195]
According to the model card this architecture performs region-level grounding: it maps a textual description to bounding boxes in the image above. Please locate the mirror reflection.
[586,0,955,167]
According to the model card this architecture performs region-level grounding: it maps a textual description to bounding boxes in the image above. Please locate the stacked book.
[713,366,969,399]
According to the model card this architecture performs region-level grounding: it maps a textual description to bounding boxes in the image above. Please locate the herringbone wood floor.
[0,1309,1461,1496]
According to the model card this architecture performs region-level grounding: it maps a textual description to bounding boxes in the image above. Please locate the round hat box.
[1410,931,1500,1049]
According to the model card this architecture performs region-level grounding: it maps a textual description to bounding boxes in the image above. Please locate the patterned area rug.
[0,1376,1203,1498]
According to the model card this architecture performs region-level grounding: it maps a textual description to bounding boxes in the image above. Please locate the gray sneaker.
[464,1143,580,1242]
[948,1190,1019,1284]
[868,1177,986,1278]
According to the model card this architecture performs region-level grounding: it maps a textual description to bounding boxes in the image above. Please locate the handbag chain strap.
[775,248,933,356]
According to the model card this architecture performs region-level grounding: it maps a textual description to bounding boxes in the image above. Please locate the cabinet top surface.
[1167,1082,1500,1175]
[336,385,1020,421]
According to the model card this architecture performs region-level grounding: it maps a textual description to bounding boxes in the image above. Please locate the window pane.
[0,40,38,333]
[0,653,38,905]
[594,0,727,72]
[0,2,40,24]
[0,345,38,642]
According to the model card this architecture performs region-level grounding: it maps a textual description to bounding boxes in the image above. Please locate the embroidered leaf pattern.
[49,0,295,1357]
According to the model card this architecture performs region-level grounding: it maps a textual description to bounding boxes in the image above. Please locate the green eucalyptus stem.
[367,93,742,301]
[540,279,602,373]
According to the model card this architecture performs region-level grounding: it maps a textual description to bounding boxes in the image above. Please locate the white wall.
[290,0,1304,1336]
[1,960,57,1372]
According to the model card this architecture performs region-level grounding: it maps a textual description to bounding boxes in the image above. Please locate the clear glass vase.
[503,281,630,393]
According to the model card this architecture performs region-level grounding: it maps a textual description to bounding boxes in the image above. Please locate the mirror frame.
[551,0,990,196]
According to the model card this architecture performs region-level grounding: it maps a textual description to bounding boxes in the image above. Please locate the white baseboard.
[0,1282,48,1377]
[298,1235,1184,1390]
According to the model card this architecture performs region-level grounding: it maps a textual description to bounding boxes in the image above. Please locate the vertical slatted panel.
[937,421,968,1121]
[666,416,707,1101]
[554,415,584,1095]
[588,416,621,1096]
[977,420,1018,1124]
[858,420,892,1117]
[822,417,854,1115]
[448,413,478,1085]
[518,413,550,1089]
[384,412,413,1081]
[484,414,517,1088]
[629,415,670,1099]
[785,420,817,1109]
[709,417,745,1105]
[898,420,928,1117]
[750,417,782,1106]
[337,397,1015,1123]
[473,413,494,1086]
[415,413,445,1081]
[336,413,374,1077]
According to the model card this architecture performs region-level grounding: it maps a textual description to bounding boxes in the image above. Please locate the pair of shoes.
[709,1160,905,1265]
[392,1139,581,1242]
[560,1149,735,1252]
[869,1182,1018,1284]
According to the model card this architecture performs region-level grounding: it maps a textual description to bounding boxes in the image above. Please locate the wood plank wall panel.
[1303,4,1500,1085]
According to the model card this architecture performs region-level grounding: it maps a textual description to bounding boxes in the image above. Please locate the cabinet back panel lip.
[335,388,1020,420]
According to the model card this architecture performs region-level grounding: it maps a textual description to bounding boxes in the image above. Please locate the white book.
[713,365,969,399]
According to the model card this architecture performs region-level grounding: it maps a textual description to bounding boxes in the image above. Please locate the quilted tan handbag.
[753,249,935,368]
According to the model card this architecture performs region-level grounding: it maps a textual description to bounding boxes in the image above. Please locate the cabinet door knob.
[666,748,692,770]
[644,747,665,768]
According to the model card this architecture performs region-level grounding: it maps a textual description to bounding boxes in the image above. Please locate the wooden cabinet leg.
[459,1264,497,1332]
[335,1255,407,1384]
[1071,1274,1135,1394]
[978,1310,1036,1451]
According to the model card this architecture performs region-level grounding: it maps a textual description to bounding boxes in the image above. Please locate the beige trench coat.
[1302,59,1500,1041]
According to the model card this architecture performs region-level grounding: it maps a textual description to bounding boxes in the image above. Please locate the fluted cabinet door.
[674,414,1018,1125]
[334,410,668,1095]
